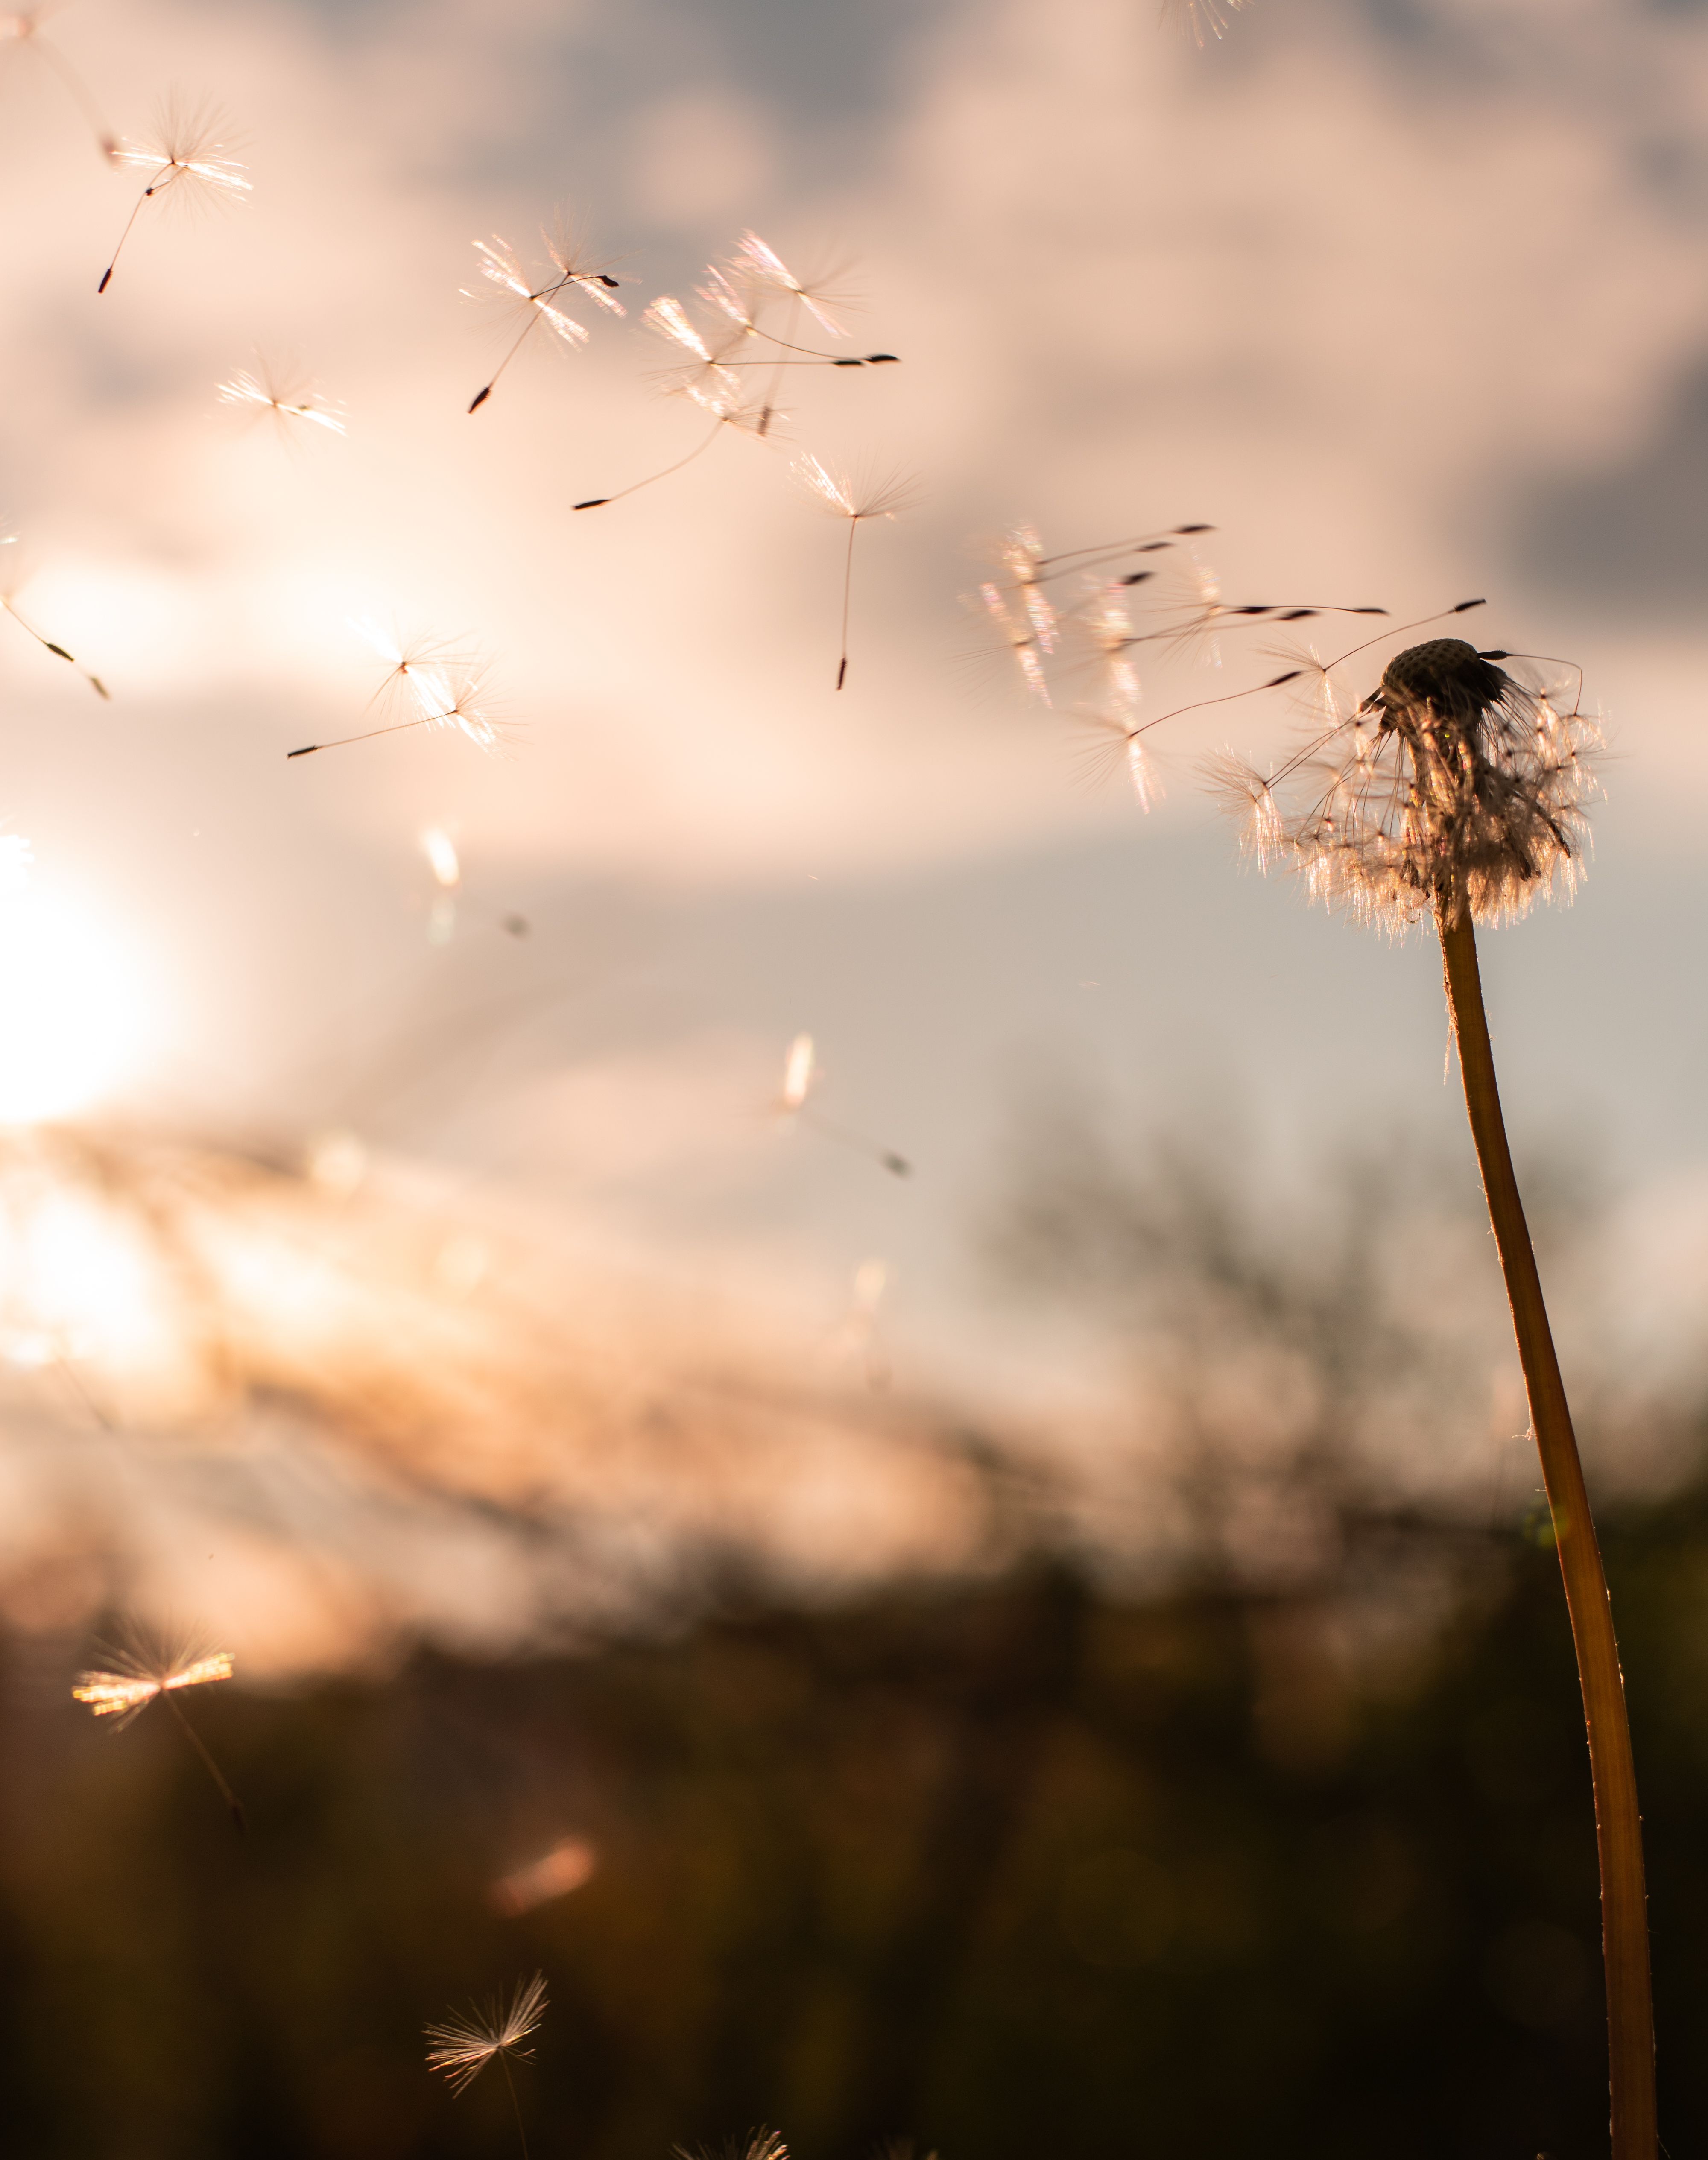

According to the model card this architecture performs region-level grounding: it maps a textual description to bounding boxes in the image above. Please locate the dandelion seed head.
[114,96,250,199]
[217,361,345,437]
[1234,636,1599,935]
[471,237,591,353]
[795,456,920,523]
[1167,0,1252,47]
[73,1637,234,1727]
[736,232,852,336]
[425,1971,548,2096]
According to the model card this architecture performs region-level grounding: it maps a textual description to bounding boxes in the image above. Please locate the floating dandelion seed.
[796,456,919,690]
[466,225,622,413]
[573,392,773,511]
[426,1971,547,2158]
[644,293,744,412]
[1167,0,1252,46]
[98,97,250,293]
[978,520,1385,750]
[677,2128,790,2160]
[216,358,346,441]
[699,257,897,368]
[0,538,108,697]
[0,3,116,158]
[733,233,855,435]
[736,232,853,338]
[775,1030,910,1177]
[73,1634,244,1830]
[289,625,509,760]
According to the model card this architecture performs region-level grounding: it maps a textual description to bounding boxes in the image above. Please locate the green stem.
[1438,903,1655,2160]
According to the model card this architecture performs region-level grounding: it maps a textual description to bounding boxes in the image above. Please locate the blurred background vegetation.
[2,1114,1705,2160]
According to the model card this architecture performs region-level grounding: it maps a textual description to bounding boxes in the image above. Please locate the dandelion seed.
[677,2130,790,2160]
[776,1031,910,1176]
[73,1632,244,1829]
[736,233,853,338]
[0,2,115,157]
[426,1972,548,2158]
[796,456,920,690]
[217,358,346,441]
[645,293,743,412]
[733,233,854,434]
[1166,0,1252,47]
[289,625,509,760]
[0,540,108,697]
[465,224,621,413]
[572,393,772,512]
[98,97,250,293]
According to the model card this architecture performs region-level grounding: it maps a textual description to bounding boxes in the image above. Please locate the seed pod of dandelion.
[1213,635,1599,935]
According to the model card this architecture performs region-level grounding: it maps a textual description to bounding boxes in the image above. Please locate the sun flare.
[0,885,149,1125]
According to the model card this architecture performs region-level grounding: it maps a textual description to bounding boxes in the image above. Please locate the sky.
[1,0,1708,1659]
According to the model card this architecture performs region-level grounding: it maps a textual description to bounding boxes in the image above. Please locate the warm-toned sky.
[3,0,1708,1375]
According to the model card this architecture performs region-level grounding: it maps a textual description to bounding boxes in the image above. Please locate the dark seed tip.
[468,386,491,412]
[286,744,319,758]
[1479,649,1510,660]
[573,497,609,510]
[867,353,899,363]
[836,658,848,690]
[1267,670,1304,687]
[1120,571,1154,585]
[599,275,619,288]
[882,1154,912,1178]
[832,358,863,367]
[1177,523,1214,533]
[45,642,74,661]
[1454,597,1487,612]
[90,678,110,700]
[97,267,112,293]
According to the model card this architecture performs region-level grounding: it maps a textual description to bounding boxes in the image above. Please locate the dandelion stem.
[469,292,564,412]
[573,416,725,510]
[1438,901,1655,2160]
[837,518,857,690]
[162,1689,246,1834]
[500,2052,532,2160]
[97,175,163,293]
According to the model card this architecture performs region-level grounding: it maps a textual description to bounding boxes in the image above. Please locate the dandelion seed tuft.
[425,1971,548,2096]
